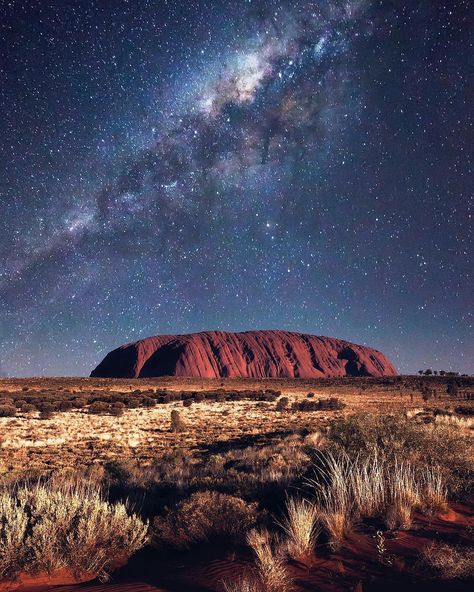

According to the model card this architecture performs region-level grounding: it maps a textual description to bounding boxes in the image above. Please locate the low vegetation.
[153,491,259,548]
[0,479,148,581]
[0,376,472,587]
[421,542,474,579]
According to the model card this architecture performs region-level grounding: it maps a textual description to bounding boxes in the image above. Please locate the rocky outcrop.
[91,330,396,379]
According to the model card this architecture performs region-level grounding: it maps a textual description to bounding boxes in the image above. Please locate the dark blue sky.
[0,0,472,377]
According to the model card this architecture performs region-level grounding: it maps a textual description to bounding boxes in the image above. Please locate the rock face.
[91,330,396,379]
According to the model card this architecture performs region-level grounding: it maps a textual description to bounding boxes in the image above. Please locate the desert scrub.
[153,490,259,548]
[308,451,447,546]
[328,413,474,499]
[421,542,474,579]
[0,405,16,418]
[0,480,148,581]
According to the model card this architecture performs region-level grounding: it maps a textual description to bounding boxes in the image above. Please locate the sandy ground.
[0,376,472,476]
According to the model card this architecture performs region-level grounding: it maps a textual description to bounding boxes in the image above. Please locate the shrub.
[275,397,289,411]
[0,406,16,418]
[222,576,261,592]
[125,398,142,409]
[182,399,193,408]
[39,410,54,420]
[13,400,26,409]
[89,402,109,415]
[71,398,87,409]
[110,402,126,417]
[153,491,259,549]
[170,410,186,433]
[59,401,74,412]
[293,398,345,412]
[0,480,148,581]
[455,406,474,416]
[421,542,474,579]
[141,397,156,408]
[21,404,36,414]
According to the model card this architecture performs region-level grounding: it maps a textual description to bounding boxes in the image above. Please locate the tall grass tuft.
[246,528,292,592]
[307,450,448,547]
[279,497,321,561]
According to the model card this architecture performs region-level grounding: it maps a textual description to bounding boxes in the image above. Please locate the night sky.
[0,0,472,377]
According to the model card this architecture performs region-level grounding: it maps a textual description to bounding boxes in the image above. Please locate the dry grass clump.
[153,490,259,549]
[421,542,474,579]
[222,576,262,592]
[247,528,292,592]
[328,413,474,500]
[279,497,321,561]
[308,451,447,548]
[0,480,148,581]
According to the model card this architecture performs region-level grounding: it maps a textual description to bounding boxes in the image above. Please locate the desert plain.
[0,375,473,591]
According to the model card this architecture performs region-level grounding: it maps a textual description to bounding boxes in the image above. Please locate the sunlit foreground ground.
[0,375,473,591]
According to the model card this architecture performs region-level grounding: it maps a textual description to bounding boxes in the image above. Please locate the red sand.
[10,504,473,592]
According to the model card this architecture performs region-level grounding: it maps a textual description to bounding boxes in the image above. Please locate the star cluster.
[0,0,472,376]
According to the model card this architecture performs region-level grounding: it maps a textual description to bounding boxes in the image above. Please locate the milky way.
[0,0,472,376]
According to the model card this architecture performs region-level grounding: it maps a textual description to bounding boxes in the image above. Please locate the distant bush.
[59,401,74,412]
[13,400,26,409]
[112,401,126,410]
[276,397,289,411]
[125,398,142,409]
[110,406,124,417]
[71,398,87,409]
[38,402,56,413]
[455,406,474,417]
[0,406,17,418]
[20,403,36,414]
[153,491,259,548]
[89,401,109,415]
[182,399,193,408]
[141,397,156,407]
[293,398,345,412]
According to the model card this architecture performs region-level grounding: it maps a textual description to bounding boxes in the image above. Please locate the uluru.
[91,330,397,379]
